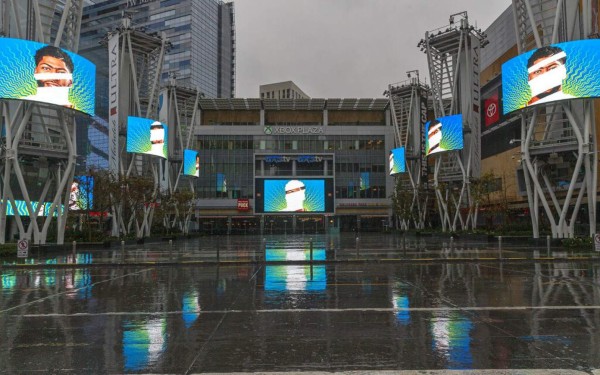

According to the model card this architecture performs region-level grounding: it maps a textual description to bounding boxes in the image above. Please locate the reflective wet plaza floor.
[1,234,600,373]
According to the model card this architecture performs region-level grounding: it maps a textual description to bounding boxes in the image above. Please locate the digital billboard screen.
[255,178,334,213]
[183,149,199,177]
[502,40,600,114]
[69,175,94,210]
[126,116,168,159]
[0,38,95,116]
[425,114,463,156]
[1,199,63,217]
[216,173,227,192]
[389,147,406,175]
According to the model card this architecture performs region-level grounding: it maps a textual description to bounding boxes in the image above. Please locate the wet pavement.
[1,234,600,373]
[1,233,598,266]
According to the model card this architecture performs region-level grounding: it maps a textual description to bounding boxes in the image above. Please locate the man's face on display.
[284,180,306,210]
[527,50,567,98]
[428,122,442,154]
[34,55,73,87]
[150,123,165,146]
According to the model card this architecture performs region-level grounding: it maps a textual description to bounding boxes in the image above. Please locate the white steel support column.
[0,0,85,244]
[512,0,597,238]
[104,17,169,239]
[419,12,486,232]
[387,71,431,230]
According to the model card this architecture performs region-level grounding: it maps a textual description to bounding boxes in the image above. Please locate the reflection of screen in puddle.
[122,318,166,371]
[265,265,326,291]
[431,313,473,369]
[265,246,326,261]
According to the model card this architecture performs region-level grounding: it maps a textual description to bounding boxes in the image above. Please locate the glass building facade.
[77,0,235,172]
[192,98,395,234]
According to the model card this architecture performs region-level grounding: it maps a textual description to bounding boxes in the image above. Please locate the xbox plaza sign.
[264,126,324,135]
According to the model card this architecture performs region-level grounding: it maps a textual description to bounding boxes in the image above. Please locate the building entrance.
[264,215,325,234]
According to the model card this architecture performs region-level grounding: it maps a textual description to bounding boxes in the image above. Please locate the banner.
[484,91,500,127]
[108,33,119,175]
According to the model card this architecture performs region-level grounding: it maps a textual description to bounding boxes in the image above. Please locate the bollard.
[498,236,503,259]
[309,239,313,263]
[355,236,360,258]
[121,240,125,250]
[546,235,551,257]
[72,241,76,260]
[216,242,220,262]
[169,239,173,247]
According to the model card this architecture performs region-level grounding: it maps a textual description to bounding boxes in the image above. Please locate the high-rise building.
[77,0,235,172]
[81,0,235,99]
[260,81,309,99]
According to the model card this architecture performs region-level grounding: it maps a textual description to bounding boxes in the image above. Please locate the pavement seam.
[0,267,154,315]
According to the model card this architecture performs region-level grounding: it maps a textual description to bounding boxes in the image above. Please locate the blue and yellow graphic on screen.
[425,114,463,156]
[183,149,199,177]
[502,40,600,114]
[216,173,227,192]
[389,147,406,175]
[126,116,168,159]
[0,38,95,116]
[1,199,62,217]
[264,179,325,213]
[69,176,93,211]
[360,172,369,191]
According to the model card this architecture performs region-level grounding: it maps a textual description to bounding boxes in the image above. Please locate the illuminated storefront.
[193,98,395,234]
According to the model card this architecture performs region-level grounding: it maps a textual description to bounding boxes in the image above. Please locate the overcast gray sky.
[234,0,513,98]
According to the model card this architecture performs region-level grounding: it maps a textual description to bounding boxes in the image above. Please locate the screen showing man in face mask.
[526,46,574,106]
[502,40,600,114]
[126,116,168,159]
[0,38,95,116]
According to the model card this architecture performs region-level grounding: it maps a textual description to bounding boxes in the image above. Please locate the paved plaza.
[1,234,600,373]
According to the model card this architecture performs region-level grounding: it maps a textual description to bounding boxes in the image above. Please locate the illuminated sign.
[267,126,324,135]
[389,147,406,175]
[126,116,168,159]
[69,175,94,211]
[0,38,95,116]
[297,155,323,163]
[264,155,290,163]
[502,40,600,113]
[255,178,334,214]
[425,114,464,156]
[237,199,250,211]
[183,149,199,177]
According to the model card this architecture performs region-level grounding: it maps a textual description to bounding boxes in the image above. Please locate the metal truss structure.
[512,0,597,238]
[105,16,169,238]
[158,78,202,234]
[0,0,84,244]
[387,71,430,230]
[418,12,487,232]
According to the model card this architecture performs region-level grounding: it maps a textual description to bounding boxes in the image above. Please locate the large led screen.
[0,38,95,116]
[389,147,406,175]
[69,175,93,211]
[502,40,600,113]
[255,178,334,213]
[1,199,63,217]
[183,149,199,177]
[126,116,168,159]
[425,114,463,156]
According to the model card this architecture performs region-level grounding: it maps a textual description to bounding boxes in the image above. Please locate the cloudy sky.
[234,0,512,98]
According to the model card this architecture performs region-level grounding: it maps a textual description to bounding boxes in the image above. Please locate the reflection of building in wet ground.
[3,260,600,372]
